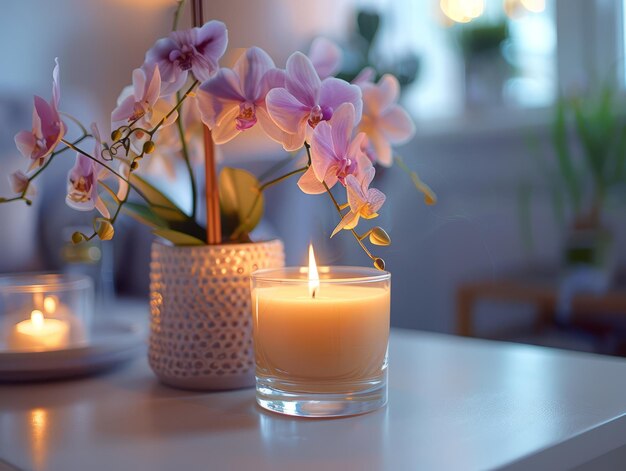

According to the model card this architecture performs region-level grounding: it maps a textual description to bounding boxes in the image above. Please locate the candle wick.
[312,288,317,299]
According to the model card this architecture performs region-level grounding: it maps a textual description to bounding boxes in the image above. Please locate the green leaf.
[357,11,380,45]
[123,202,168,229]
[552,98,581,212]
[153,228,205,246]
[129,174,188,222]
[219,167,263,239]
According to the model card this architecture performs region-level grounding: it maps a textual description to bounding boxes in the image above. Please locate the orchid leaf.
[123,202,168,229]
[153,228,205,246]
[124,200,206,243]
[219,167,263,239]
[129,174,188,222]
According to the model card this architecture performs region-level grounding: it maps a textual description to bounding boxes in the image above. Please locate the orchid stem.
[59,112,89,136]
[322,179,375,262]
[259,166,308,193]
[175,91,197,218]
[61,139,129,183]
[0,134,90,206]
[148,80,198,136]
[303,142,378,264]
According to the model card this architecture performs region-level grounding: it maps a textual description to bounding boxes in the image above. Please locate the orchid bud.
[95,218,114,241]
[71,232,86,244]
[143,141,155,154]
[111,130,122,141]
[369,227,391,246]
[374,258,385,271]
[130,161,139,171]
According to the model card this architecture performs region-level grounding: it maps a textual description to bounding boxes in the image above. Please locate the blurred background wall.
[1,0,626,340]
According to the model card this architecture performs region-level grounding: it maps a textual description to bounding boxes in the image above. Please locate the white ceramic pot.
[148,239,285,390]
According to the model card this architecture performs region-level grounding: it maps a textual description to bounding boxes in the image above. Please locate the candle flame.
[31,310,44,328]
[43,296,57,315]
[308,244,319,298]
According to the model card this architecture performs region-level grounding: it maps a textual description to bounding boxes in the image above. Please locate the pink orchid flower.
[308,37,342,79]
[9,170,35,197]
[14,58,66,171]
[352,66,376,85]
[145,21,228,95]
[331,166,386,236]
[111,65,178,151]
[66,124,110,218]
[298,103,367,194]
[196,47,285,144]
[356,74,415,166]
[266,52,362,151]
[140,97,206,180]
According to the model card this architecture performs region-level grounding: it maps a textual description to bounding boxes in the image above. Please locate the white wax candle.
[252,284,390,389]
[8,310,70,351]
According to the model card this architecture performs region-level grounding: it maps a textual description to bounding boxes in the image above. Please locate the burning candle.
[251,245,390,417]
[8,308,70,351]
[0,273,94,352]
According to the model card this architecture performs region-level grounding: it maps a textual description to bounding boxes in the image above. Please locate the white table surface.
[2,302,626,471]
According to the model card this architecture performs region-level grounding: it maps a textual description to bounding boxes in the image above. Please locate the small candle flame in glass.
[308,244,319,299]
[43,296,57,315]
[31,310,45,329]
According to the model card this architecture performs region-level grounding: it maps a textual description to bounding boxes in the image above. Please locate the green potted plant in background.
[455,20,510,110]
[522,84,626,282]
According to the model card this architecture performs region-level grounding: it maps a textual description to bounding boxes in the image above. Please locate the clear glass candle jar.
[251,266,390,417]
[0,274,94,352]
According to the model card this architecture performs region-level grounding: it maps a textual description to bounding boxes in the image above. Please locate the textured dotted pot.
[148,239,285,390]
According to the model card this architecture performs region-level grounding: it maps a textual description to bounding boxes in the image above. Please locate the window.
[352,1,560,119]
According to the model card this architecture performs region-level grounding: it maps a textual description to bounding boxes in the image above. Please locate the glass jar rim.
[251,266,390,284]
[0,273,93,293]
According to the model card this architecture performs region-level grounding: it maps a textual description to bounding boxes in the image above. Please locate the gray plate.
[0,320,145,381]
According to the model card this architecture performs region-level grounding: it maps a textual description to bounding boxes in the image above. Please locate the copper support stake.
[192,0,221,244]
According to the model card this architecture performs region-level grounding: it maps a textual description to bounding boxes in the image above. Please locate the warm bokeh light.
[43,296,57,315]
[440,0,485,24]
[521,0,545,13]
[308,244,319,298]
[30,408,49,471]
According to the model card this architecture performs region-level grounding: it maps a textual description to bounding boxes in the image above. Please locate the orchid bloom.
[111,65,178,151]
[139,97,203,179]
[145,21,228,95]
[356,74,415,166]
[14,59,66,171]
[9,170,35,197]
[352,66,376,85]
[308,37,342,79]
[331,166,386,237]
[298,103,367,194]
[266,52,362,151]
[196,47,285,144]
[66,124,110,218]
